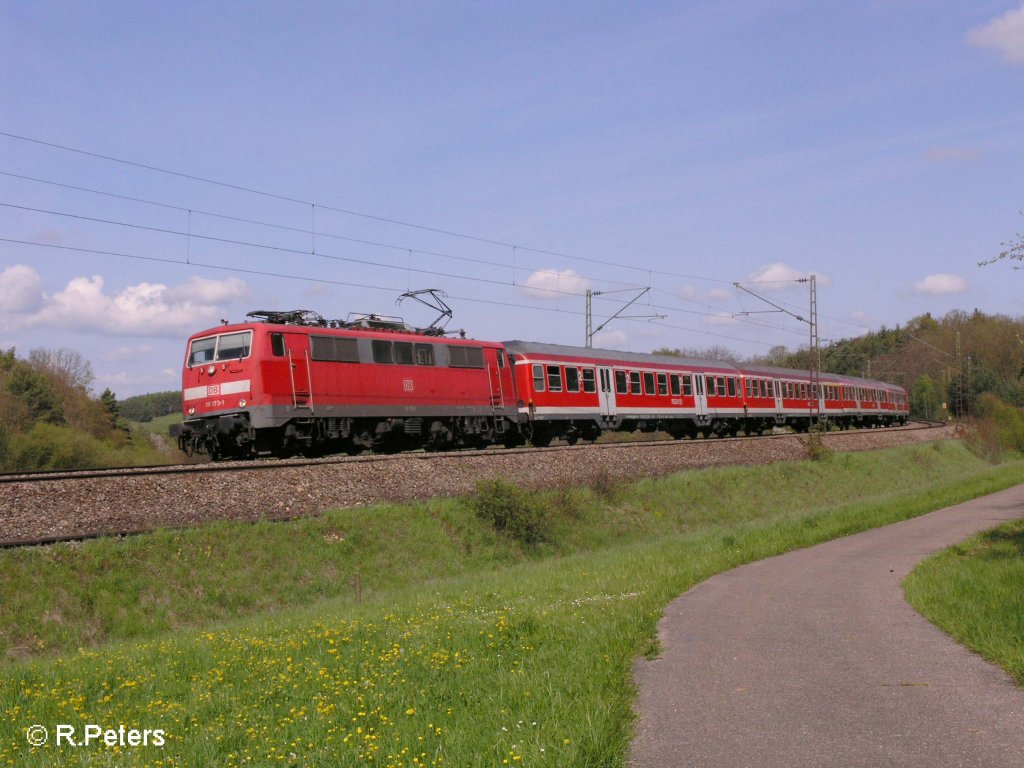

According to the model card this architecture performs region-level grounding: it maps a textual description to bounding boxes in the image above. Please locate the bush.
[801,430,834,462]
[963,394,1024,462]
[471,478,553,545]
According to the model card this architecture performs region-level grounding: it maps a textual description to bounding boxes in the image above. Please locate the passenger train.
[170,309,909,459]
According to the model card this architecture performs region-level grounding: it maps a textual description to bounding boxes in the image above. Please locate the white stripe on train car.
[184,379,251,401]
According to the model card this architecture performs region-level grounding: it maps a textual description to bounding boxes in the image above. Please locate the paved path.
[631,484,1024,768]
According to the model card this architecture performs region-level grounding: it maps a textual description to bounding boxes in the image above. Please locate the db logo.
[402,379,414,392]
[207,384,221,396]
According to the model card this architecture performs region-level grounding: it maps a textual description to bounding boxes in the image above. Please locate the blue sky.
[2,1,1023,397]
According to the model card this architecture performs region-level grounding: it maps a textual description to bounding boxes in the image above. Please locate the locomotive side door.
[597,366,616,418]
[284,333,313,409]
[484,347,515,410]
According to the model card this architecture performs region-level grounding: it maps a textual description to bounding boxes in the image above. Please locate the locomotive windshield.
[188,331,252,366]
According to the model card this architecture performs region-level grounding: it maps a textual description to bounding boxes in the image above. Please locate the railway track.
[0,420,950,549]
[0,420,941,486]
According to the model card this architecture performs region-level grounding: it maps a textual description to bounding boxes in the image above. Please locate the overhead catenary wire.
[1,235,778,349]
[0,130,736,285]
[0,199,801,332]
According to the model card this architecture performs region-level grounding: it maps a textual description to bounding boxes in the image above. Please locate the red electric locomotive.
[170,310,520,458]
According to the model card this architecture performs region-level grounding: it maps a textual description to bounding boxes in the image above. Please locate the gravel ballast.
[0,425,954,544]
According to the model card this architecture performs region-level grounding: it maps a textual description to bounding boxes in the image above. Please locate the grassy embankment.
[2,440,1023,767]
[904,517,1024,686]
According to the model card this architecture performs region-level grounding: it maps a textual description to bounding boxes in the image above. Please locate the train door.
[597,367,616,418]
[485,348,516,410]
[773,378,783,414]
[693,372,709,420]
[284,333,313,408]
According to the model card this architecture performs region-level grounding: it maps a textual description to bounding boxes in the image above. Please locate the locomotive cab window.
[188,331,253,367]
[270,332,286,357]
[216,332,251,361]
[188,337,216,366]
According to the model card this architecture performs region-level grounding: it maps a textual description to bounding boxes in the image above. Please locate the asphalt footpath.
[631,483,1024,768]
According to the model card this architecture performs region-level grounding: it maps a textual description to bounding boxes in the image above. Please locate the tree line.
[654,309,1024,419]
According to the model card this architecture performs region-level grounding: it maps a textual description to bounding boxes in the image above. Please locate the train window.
[270,333,286,357]
[657,373,668,395]
[670,374,681,396]
[372,340,394,364]
[643,372,655,394]
[682,375,693,397]
[188,337,217,366]
[394,342,414,365]
[615,370,628,394]
[414,343,435,366]
[582,368,596,393]
[311,335,360,363]
[189,331,254,366]
[547,365,563,392]
[448,345,485,368]
[532,364,545,392]
[630,372,642,395]
[695,375,704,396]
[705,375,714,396]
[216,332,251,361]
[726,378,735,397]
[565,367,580,393]
[745,379,753,397]
[717,378,727,397]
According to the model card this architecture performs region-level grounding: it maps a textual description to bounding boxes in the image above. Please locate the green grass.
[2,441,1023,767]
[904,518,1024,686]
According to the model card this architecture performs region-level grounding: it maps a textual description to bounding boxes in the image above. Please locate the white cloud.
[0,264,44,313]
[102,345,155,362]
[518,268,591,300]
[0,266,251,336]
[679,285,697,300]
[968,5,1024,64]
[745,262,829,289]
[165,276,248,304]
[912,273,968,295]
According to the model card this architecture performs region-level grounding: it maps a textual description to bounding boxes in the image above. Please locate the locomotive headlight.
[239,399,247,408]
[207,365,216,376]
[188,407,195,415]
